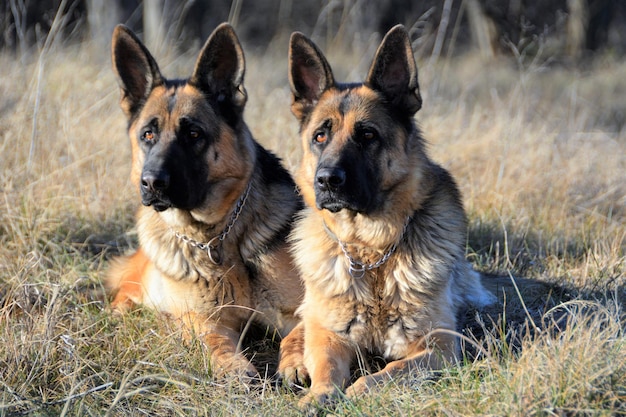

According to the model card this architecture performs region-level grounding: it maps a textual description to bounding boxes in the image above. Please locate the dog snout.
[141,170,170,194]
[316,167,346,191]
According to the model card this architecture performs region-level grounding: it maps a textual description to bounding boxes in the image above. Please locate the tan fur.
[107,23,303,380]
[278,25,495,409]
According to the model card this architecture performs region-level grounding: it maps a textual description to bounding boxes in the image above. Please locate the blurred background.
[2,0,626,62]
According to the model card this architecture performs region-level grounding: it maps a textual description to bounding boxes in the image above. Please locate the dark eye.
[189,130,200,140]
[313,131,327,144]
[360,129,377,141]
[142,130,155,142]
[363,131,375,140]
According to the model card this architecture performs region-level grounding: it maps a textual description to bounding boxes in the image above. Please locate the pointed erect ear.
[190,23,247,110]
[288,32,335,122]
[366,24,422,114]
[111,24,163,118]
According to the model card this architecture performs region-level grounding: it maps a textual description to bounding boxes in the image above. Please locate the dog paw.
[277,348,309,388]
[212,358,260,384]
[108,293,137,314]
[298,388,341,414]
[237,369,264,391]
[277,323,308,388]
[345,376,371,398]
[241,365,262,383]
[277,362,309,389]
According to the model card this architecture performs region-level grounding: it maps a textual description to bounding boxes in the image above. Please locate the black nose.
[316,167,346,191]
[141,171,170,193]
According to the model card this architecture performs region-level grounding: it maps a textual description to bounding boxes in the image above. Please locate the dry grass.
[0,28,625,416]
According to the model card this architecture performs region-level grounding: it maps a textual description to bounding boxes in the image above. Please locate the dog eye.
[142,130,155,142]
[189,130,200,140]
[360,129,377,141]
[313,132,327,144]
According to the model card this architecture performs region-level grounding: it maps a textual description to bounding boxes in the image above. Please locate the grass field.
[0,26,625,416]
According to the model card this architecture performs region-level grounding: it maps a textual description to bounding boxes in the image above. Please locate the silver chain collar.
[173,182,251,265]
[332,217,411,279]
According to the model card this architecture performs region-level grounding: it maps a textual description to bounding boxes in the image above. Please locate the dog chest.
[321,289,431,359]
[342,307,422,360]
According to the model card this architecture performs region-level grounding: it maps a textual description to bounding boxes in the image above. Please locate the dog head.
[111,24,253,221]
[288,25,424,217]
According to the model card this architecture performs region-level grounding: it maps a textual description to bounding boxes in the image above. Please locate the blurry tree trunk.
[465,0,495,59]
[143,0,164,51]
[567,0,588,60]
[86,0,119,46]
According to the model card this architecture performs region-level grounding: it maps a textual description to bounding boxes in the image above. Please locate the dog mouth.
[318,200,348,213]
[316,192,363,213]
[142,194,173,212]
[151,202,172,212]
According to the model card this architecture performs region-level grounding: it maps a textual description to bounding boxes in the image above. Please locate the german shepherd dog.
[106,23,303,380]
[278,25,496,407]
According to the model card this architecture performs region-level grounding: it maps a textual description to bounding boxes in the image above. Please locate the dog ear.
[289,32,335,122]
[111,24,164,118]
[366,25,422,114]
[190,23,247,111]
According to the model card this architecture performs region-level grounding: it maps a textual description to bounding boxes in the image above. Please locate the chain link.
[217,182,250,241]
[173,182,251,265]
[338,217,410,279]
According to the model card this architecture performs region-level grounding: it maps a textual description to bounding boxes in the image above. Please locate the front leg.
[346,331,458,398]
[183,313,259,382]
[278,322,309,387]
[106,248,152,312]
[299,319,354,410]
